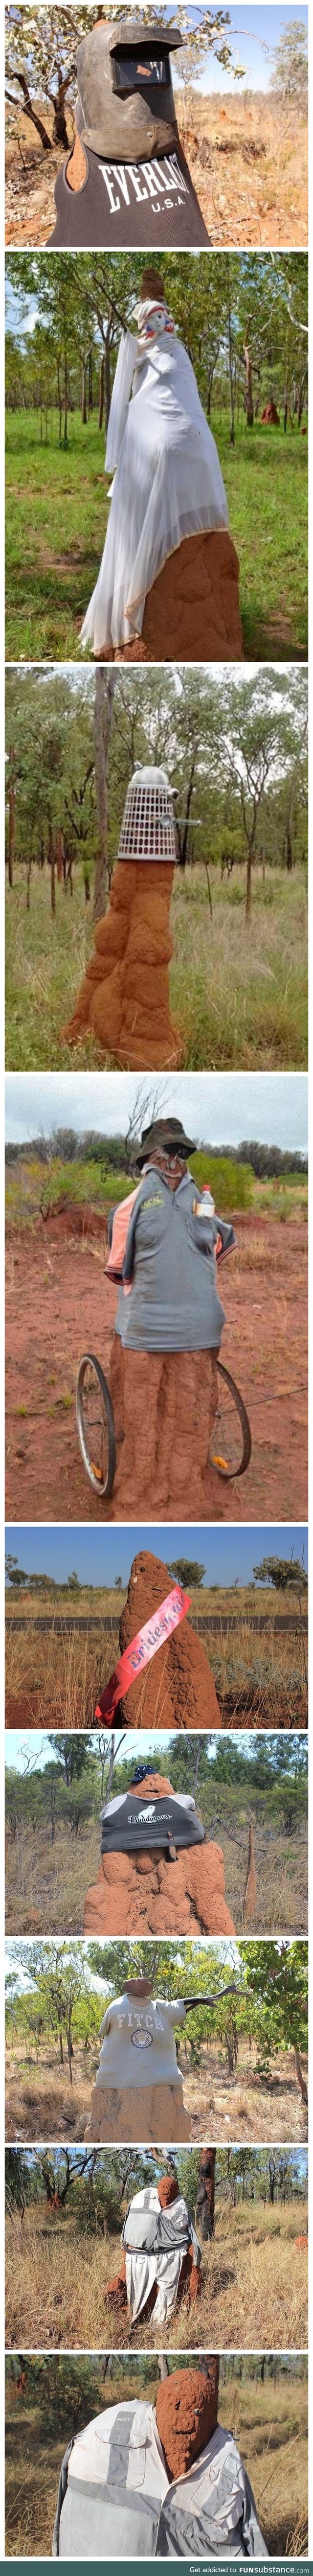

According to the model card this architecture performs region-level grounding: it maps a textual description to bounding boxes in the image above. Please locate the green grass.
[5,862,308,1073]
[5,408,308,661]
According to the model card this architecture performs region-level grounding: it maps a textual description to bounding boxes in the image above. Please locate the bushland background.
[5,2350,308,2560]
[5,665,308,1073]
[4,2,308,248]
[4,1934,309,2148]
[4,1728,308,1935]
[5,2139,308,2354]
[5,251,308,662]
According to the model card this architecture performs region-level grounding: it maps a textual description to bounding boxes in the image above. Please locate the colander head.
[117,765,178,862]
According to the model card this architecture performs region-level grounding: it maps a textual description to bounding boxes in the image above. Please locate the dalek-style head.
[117,766,178,863]
[75,20,182,164]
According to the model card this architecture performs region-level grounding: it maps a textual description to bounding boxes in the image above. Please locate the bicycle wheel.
[209,1361,251,1481]
[76,1354,116,1498]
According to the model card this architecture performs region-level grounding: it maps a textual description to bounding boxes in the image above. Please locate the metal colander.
[117,765,178,862]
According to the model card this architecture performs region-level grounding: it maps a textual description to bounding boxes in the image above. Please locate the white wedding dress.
[80,298,228,653]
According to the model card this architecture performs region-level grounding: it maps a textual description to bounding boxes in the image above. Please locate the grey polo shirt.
[114,1168,235,1352]
[95,1992,185,2088]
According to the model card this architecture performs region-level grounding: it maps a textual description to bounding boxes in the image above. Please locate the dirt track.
[5,1214,308,1524]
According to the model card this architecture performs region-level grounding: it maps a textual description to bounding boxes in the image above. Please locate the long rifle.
[182,1983,248,2013]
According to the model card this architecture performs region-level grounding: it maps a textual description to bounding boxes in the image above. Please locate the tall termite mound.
[84,1770,234,1937]
[64,859,180,1069]
[115,1548,222,1730]
[107,533,243,665]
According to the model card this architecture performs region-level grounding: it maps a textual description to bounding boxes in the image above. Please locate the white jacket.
[53,2400,268,2558]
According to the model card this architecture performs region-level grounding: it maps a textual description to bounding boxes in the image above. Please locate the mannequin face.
[124,1977,153,2001]
[146,1148,187,1191]
[156,2363,219,2481]
[157,2174,179,2209]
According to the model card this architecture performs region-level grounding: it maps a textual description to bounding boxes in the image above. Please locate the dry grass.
[4,1579,306,1618]
[4,2368,308,2559]
[5,2198,308,2356]
[4,1813,308,1940]
[177,89,308,248]
[5,1612,119,1728]
[5,1594,308,1730]
[5,2037,309,2149]
[5,857,308,1075]
[5,87,308,255]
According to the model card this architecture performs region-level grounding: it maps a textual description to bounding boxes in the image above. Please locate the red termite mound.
[261,401,280,425]
[84,1769,234,1937]
[116,1548,222,1729]
[108,1347,221,1519]
[63,861,180,1070]
[97,532,243,665]
[107,2252,201,2315]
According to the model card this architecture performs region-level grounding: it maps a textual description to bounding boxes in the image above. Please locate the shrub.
[189,1153,254,1210]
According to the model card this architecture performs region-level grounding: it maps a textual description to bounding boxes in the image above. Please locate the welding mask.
[75,18,183,162]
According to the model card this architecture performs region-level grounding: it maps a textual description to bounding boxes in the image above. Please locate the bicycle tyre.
[76,1353,116,1499]
[210,1361,252,1480]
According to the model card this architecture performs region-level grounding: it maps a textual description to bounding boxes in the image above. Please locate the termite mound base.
[97,533,244,664]
[84,2082,191,2143]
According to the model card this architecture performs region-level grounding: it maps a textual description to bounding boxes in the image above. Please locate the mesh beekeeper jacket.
[52,2402,269,2557]
[121,2183,201,2256]
[100,1789,205,1855]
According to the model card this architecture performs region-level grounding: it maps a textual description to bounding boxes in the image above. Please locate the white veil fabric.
[81,299,228,653]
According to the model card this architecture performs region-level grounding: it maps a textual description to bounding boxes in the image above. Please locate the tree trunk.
[227,297,235,447]
[98,354,105,431]
[243,342,254,426]
[294,2048,308,2106]
[284,821,293,872]
[49,828,56,916]
[246,847,253,918]
[8,765,15,886]
[105,338,112,435]
[64,362,68,450]
[51,80,70,149]
[13,76,52,150]
[57,362,62,447]
[93,668,115,922]
[81,363,88,426]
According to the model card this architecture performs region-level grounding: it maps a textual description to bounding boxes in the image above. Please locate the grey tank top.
[50,143,209,247]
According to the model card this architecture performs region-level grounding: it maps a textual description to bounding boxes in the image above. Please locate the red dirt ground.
[5,1214,308,1524]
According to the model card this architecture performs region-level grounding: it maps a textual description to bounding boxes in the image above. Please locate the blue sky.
[5,1520,308,1586]
[5,1071,308,1152]
[171,4,308,92]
